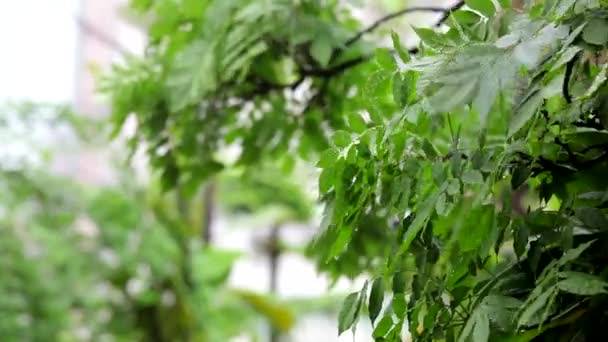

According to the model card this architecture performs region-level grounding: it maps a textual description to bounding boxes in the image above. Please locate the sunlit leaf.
[333,130,352,147]
[338,291,360,335]
[466,0,496,17]
[372,316,393,339]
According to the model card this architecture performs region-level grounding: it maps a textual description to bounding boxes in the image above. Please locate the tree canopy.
[101,0,608,341]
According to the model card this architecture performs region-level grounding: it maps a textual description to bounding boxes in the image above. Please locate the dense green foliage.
[0,167,283,341]
[103,0,380,189]
[323,1,608,341]
[104,0,608,341]
[0,105,310,341]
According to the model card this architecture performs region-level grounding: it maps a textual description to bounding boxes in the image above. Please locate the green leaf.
[550,46,582,72]
[422,139,438,159]
[582,18,608,45]
[391,31,410,63]
[167,40,217,111]
[511,165,531,189]
[413,27,449,49]
[435,192,447,216]
[460,307,490,342]
[428,80,478,113]
[554,0,577,17]
[494,33,521,49]
[466,0,496,17]
[357,281,369,319]
[583,63,608,99]
[347,112,367,133]
[369,277,385,324]
[317,148,339,168]
[460,205,495,252]
[375,48,396,70]
[234,290,295,333]
[311,35,333,67]
[392,73,406,108]
[472,310,490,342]
[338,291,360,335]
[197,248,240,285]
[557,271,608,295]
[333,130,352,147]
[462,170,484,184]
[514,224,529,259]
[512,25,568,68]
[561,21,584,47]
[474,73,499,125]
[509,92,543,137]
[448,178,461,195]
[392,272,406,294]
[399,182,448,254]
[575,207,608,230]
[392,294,407,319]
[450,10,482,26]
[541,74,564,98]
[372,316,393,339]
[319,167,334,193]
[329,227,353,260]
[558,240,596,266]
[482,295,523,330]
[518,287,556,327]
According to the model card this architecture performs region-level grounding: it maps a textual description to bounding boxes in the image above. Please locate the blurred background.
[0,0,451,341]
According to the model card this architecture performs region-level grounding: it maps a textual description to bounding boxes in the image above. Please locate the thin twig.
[244,1,465,99]
[242,76,305,99]
[345,1,465,48]
[344,6,454,47]
[304,56,369,77]
[331,1,465,66]
[436,1,466,26]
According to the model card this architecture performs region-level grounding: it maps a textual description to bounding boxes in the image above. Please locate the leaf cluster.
[326,1,608,341]
[105,0,608,341]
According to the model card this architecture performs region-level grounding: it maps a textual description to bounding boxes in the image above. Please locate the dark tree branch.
[344,1,465,48]
[241,76,306,99]
[344,6,455,47]
[328,1,465,71]
[243,1,465,100]
[527,143,608,177]
[304,56,370,77]
[436,1,466,26]
[563,55,578,103]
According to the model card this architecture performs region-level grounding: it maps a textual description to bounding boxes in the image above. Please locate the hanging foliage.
[105,0,608,341]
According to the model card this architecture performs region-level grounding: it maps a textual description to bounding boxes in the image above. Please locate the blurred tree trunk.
[269,224,281,342]
[201,181,216,245]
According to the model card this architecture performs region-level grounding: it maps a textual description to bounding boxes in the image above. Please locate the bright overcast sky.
[0,0,79,103]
